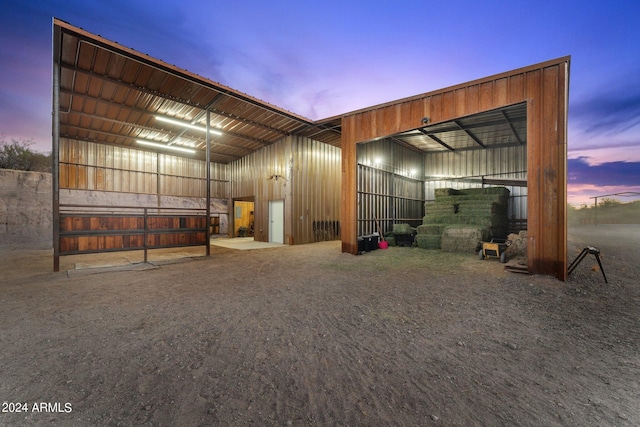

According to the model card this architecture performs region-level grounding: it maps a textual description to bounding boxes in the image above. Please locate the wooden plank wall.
[230,136,341,244]
[342,57,570,280]
[233,201,254,236]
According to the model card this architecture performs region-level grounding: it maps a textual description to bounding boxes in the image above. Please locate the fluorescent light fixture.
[374,158,382,165]
[136,140,196,154]
[155,116,222,135]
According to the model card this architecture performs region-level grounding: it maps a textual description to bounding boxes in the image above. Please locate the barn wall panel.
[230,136,341,245]
[59,138,229,199]
[356,139,424,237]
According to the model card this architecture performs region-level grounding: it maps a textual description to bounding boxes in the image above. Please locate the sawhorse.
[567,246,608,283]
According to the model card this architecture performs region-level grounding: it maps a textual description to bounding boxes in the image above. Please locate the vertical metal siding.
[59,138,230,198]
[291,136,342,243]
[356,139,424,236]
[424,145,528,229]
[230,136,341,244]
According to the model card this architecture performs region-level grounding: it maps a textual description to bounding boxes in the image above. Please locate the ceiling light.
[155,116,222,135]
[136,140,196,154]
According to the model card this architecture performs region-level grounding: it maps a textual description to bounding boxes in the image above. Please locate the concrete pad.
[210,237,283,250]
[67,262,159,277]
[74,257,132,270]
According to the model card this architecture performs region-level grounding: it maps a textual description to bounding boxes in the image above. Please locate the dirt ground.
[1,225,638,426]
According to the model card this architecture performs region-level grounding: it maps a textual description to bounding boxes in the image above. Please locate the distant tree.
[0,136,51,172]
[599,198,622,207]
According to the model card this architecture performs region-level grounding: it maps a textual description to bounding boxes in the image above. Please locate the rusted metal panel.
[479,81,494,110]
[495,78,509,106]
[409,98,426,126]
[442,91,455,120]
[466,85,479,115]
[454,88,467,117]
[429,94,443,124]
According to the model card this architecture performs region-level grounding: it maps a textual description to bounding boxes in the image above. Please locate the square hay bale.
[434,188,460,198]
[459,187,510,198]
[416,224,446,235]
[425,203,456,215]
[393,223,416,234]
[416,234,441,249]
[424,187,510,237]
[440,225,492,253]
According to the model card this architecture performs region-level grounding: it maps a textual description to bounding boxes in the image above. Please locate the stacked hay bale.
[415,224,445,249]
[417,187,510,253]
[440,225,493,252]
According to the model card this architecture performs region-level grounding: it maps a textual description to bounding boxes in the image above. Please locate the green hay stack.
[417,187,510,253]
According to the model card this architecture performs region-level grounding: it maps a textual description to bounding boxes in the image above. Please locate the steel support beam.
[52,21,61,272]
[205,110,211,257]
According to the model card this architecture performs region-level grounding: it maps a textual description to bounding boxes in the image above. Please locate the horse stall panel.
[59,213,207,255]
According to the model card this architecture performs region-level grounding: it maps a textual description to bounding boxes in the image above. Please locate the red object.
[378,241,389,249]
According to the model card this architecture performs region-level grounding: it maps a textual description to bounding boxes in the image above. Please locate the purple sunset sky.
[1,0,639,206]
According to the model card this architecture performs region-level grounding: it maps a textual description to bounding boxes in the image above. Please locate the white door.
[269,200,284,244]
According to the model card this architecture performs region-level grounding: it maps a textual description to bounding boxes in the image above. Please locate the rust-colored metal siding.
[342,57,570,280]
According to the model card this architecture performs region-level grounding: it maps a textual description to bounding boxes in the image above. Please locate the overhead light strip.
[155,116,222,135]
[136,140,196,154]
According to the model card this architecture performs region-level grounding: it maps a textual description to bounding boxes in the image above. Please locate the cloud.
[568,157,640,187]
[570,68,640,136]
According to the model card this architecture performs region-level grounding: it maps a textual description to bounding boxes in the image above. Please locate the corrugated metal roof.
[53,19,341,163]
[394,103,527,153]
